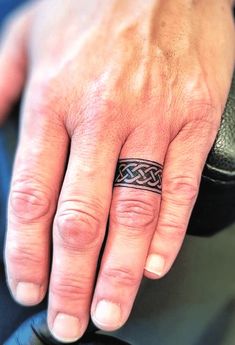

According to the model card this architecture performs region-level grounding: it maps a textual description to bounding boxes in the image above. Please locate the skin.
[0,0,234,342]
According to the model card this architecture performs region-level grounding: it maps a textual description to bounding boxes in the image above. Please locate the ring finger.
[91,127,167,331]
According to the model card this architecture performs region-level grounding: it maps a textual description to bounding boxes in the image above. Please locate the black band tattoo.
[114,158,163,194]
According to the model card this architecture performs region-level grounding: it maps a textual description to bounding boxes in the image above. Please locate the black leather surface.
[204,74,235,181]
[188,71,235,236]
[4,311,131,345]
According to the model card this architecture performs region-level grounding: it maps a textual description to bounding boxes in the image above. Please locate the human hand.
[1,0,235,342]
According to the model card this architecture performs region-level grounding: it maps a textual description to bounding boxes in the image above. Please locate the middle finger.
[47,123,123,343]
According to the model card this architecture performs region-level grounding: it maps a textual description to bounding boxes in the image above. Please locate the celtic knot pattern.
[114,158,163,194]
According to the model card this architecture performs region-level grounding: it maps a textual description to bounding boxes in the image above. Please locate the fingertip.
[7,278,46,306]
[144,253,165,275]
[15,282,45,306]
[91,300,123,332]
[144,269,168,280]
[49,313,83,344]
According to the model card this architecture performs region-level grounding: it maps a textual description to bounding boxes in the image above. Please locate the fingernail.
[93,300,122,330]
[52,313,81,343]
[16,282,41,305]
[145,254,165,276]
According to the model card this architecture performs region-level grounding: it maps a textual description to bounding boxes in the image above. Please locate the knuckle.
[25,79,61,118]
[182,72,213,105]
[10,177,51,222]
[163,176,199,205]
[6,242,44,268]
[111,198,157,230]
[175,71,220,125]
[157,219,187,240]
[55,203,103,250]
[185,90,220,126]
[50,275,89,301]
[70,96,122,139]
[101,266,140,287]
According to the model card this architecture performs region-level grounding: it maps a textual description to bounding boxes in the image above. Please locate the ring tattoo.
[114,158,163,194]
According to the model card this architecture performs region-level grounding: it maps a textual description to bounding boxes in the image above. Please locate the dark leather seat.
[4,311,131,345]
[188,72,235,236]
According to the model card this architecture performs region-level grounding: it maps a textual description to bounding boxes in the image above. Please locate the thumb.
[0,6,32,124]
